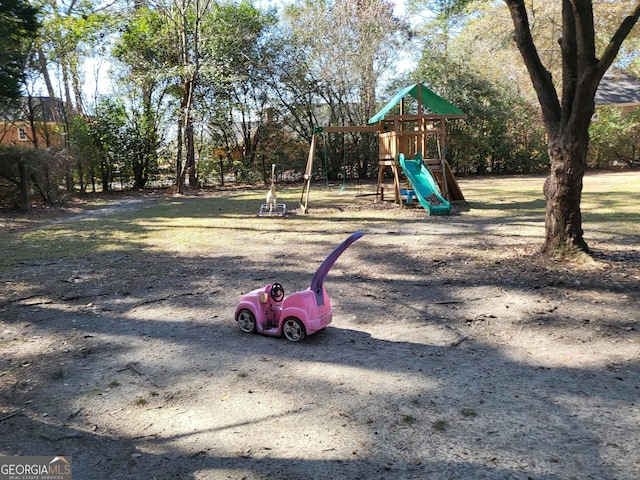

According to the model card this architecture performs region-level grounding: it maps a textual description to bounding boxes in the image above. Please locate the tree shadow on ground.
[2,292,637,479]
[1,191,639,479]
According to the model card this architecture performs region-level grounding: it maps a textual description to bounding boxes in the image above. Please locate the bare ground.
[1,180,639,480]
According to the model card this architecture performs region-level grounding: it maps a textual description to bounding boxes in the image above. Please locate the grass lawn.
[1,170,638,271]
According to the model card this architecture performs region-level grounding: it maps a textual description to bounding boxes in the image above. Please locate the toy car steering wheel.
[270,283,285,302]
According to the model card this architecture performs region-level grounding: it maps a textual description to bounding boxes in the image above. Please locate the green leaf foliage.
[589,106,640,169]
[0,0,39,101]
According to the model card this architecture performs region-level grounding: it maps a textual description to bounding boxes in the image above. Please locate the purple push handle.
[309,231,365,306]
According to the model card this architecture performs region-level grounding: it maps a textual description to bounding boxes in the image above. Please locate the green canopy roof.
[368,83,465,124]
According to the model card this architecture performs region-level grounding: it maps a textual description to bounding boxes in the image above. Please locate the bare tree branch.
[504,0,561,130]
[597,1,640,78]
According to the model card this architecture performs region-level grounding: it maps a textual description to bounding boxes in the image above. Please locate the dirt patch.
[1,189,639,480]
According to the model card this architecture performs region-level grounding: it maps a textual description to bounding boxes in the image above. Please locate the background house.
[595,70,640,112]
[593,70,640,168]
[0,97,66,148]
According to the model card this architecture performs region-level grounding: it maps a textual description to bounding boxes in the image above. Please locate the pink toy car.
[235,231,364,341]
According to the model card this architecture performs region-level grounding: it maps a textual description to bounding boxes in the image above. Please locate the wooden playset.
[300,83,466,214]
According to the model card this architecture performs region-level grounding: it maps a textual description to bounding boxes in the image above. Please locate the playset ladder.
[423,158,465,202]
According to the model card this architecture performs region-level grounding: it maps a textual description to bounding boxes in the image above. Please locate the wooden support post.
[439,118,449,200]
[392,162,402,205]
[300,133,317,213]
[377,159,402,206]
[19,156,29,211]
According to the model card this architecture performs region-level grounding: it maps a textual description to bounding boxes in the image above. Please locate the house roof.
[595,71,640,107]
[368,83,465,124]
[0,97,65,123]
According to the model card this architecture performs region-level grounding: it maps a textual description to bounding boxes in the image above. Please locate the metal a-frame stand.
[259,163,286,216]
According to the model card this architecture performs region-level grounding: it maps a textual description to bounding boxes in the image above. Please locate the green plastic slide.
[398,153,450,216]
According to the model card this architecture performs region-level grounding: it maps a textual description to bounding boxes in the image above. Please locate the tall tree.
[197,1,274,179]
[142,0,269,192]
[113,4,172,190]
[280,0,406,178]
[36,0,113,116]
[408,0,473,54]
[0,0,39,102]
[409,2,551,176]
[505,0,640,256]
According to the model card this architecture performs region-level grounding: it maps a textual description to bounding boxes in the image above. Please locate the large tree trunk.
[37,48,58,120]
[70,62,85,116]
[186,117,197,188]
[176,115,184,193]
[542,134,589,254]
[505,0,640,258]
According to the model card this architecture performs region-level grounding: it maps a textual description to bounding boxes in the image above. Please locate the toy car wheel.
[237,309,257,333]
[282,317,305,342]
